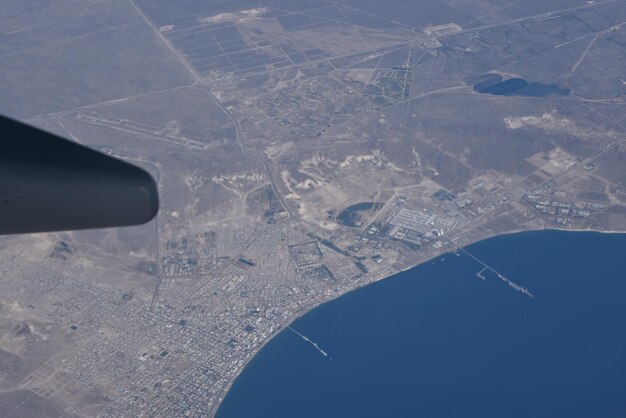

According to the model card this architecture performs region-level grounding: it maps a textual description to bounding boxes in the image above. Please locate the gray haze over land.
[1,0,626,416]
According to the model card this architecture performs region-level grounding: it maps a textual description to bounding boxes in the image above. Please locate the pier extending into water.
[445,235,534,298]
[288,327,329,358]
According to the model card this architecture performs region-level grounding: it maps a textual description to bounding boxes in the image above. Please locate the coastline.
[209,225,626,417]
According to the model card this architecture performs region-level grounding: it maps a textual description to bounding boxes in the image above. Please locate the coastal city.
[1,0,626,416]
[1,141,623,415]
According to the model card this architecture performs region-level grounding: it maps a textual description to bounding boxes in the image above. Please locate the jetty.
[445,235,534,298]
[288,327,329,357]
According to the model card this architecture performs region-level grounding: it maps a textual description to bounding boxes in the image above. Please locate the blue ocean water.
[217,231,626,418]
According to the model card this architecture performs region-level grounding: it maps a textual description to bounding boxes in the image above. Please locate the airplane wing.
[0,115,159,235]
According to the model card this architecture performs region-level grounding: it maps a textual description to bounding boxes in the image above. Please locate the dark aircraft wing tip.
[0,115,160,235]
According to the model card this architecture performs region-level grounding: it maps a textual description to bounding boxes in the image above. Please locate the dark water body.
[217,231,626,418]
[337,202,383,227]
[470,73,570,97]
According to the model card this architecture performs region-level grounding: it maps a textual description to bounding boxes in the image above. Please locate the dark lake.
[471,73,570,97]
[337,202,383,227]
[217,231,626,418]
